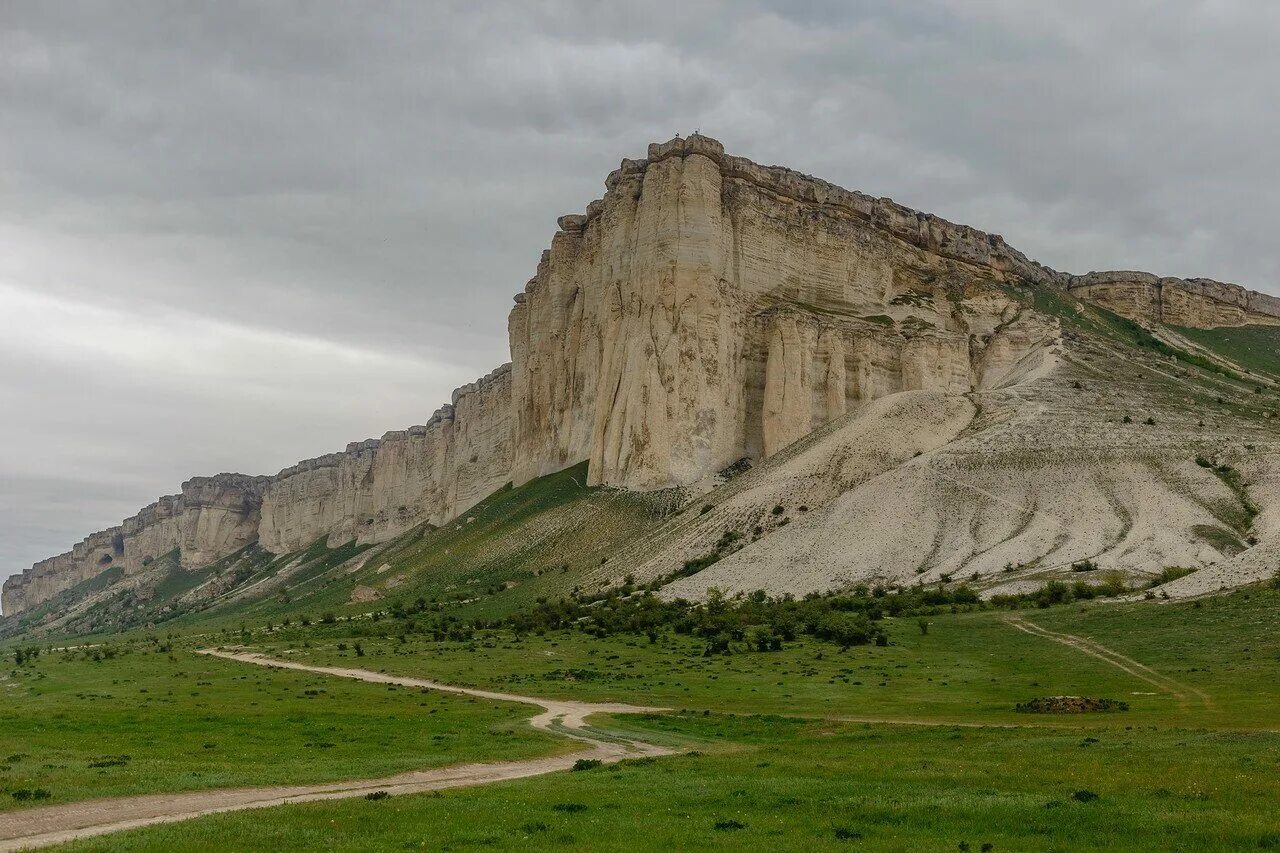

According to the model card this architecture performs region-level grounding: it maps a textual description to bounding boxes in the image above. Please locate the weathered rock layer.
[257,365,513,554]
[7,133,1277,616]
[1067,271,1280,327]
[2,474,268,616]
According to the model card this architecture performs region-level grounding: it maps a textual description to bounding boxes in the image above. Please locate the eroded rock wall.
[4,367,512,616]
[2,474,267,616]
[11,132,1279,617]
[512,134,1055,492]
[257,365,512,554]
[120,474,270,572]
[1067,271,1280,327]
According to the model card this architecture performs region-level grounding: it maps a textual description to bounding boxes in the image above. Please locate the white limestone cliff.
[7,133,1276,617]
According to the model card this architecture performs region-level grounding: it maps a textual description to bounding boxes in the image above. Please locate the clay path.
[0,650,671,852]
[1005,616,1212,709]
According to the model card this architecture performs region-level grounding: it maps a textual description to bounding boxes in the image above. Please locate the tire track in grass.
[1005,616,1212,709]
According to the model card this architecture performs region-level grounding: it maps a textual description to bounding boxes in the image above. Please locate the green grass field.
[19,585,1277,850]
[244,586,1280,730]
[54,713,1280,852]
[0,640,565,812]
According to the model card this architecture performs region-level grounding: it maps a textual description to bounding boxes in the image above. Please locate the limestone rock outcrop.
[8,133,1278,617]
[1066,271,1280,327]
[258,365,512,553]
[511,134,1056,492]
[2,474,268,616]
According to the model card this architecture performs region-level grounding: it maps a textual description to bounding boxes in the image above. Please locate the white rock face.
[257,365,513,554]
[9,133,1278,616]
[511,134,1056,493]
[1067,271,1280,327]
[2,474,268,615]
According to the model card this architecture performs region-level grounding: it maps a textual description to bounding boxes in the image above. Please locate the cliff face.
[8,133,1279,618]
[511,135,1055,491]
[1,474,268,616]
[1067,271,1280,327]
[257,365,512,553]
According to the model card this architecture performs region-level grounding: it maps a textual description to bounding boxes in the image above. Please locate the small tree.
[1099,571,1128,597]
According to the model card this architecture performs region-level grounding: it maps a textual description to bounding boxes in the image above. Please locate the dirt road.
[0,650,672,852]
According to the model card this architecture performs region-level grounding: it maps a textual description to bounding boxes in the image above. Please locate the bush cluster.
[990,574,1127,608]
[503,583,995,653]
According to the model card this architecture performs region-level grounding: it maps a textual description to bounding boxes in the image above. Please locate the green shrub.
[1098,571,1128,596]
[815,612,880,648]
[1149,566,1196,587]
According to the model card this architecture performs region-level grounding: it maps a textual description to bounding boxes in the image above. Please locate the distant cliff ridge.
[6,134,1277,616]
[1067,271,1280,328]
[2,474,268,616]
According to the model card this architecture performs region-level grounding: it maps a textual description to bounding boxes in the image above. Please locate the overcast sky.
[3,1,1278,584]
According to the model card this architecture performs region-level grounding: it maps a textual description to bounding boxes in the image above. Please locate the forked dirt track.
[0,651,672,852]
[1005,616,1212,709]
[1,629,1220,850]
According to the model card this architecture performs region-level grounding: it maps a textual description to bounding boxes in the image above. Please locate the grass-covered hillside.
[1172,323,1280,380]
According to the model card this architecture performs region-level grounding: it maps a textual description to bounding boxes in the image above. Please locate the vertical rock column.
[761,318,849,458]
[508,215,604,486]
[762,315,816,457]
[589,139,746,488]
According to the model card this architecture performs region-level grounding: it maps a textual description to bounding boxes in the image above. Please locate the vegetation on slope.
[3,462,674,644]
[193,462,673,630]
[1172,323,1280,379]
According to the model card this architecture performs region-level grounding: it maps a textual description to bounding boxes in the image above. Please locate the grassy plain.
[56,712,1280,852]
[32,585,1280,851]
[250,586,1280,730]
[0,640,565,812]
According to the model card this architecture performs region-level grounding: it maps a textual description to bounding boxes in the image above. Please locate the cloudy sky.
[3,1,1278,585]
